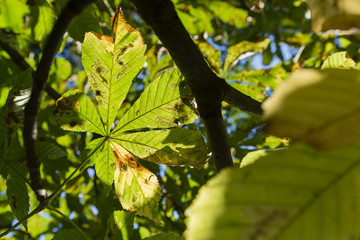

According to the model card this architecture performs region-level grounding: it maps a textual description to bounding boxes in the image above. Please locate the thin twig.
[0,40,61,100]
[23,0,95,202]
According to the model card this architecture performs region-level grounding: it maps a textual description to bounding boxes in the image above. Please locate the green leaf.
[67,4,100,42]
[82,10,146,134]
[198,41,222,75]
[224,39,270,73]
[112,69,196,133]
[112,128,209,169]
[95,140,116,186]
[105,210,135,240]
[307,0,360,33]
[143,233,184,240]
[30,0,57,48]
[228,64,289,102]
[37,141,67,160]
[51,89,105,135]
[185,143,360,240]
[321,51,357,70]
[263,69,360,149]
[79,137,106,172]
[6,166,29,230]
[0,0,29,33]
[52,228,89,240]
[208,1,248,28]
[112,141,161,224]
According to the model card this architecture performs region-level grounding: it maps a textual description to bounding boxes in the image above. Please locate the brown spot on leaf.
[131,194,138,203]
[129,43,134,47]
[135,110,140,115]
[69,121,77,127]
[95,90,101,96]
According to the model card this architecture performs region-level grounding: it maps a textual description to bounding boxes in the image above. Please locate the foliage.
[0,0,360,239]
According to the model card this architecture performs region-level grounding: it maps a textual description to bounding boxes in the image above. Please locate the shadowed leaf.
[186,143,360,240]
[263,69,360,149]
[105,210,135,240]
[95,140,116,186]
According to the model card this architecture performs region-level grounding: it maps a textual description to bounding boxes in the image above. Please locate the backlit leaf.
[224,39,270,73]
[112,141,161,223]
[321,51,357,70]
[208,1,248,28]
[95,140,116,186]
[112,128,209,169]
[0,0,29,33]
[82,9,146,134]
[185,143,360,240]
[30,0,57,48]
[263,69,360,149]
[51,89,105,135]
[112,69,196,133]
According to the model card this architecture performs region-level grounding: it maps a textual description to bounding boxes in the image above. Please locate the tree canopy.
[1,0,360,239]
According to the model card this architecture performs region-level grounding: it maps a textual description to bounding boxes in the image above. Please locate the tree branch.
[131,0,262,171]
[0,40,61,100]
[23,0,95,202]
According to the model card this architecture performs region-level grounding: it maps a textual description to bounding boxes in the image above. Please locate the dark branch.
[0,40,61,100]
[23,0,95,201]
[132,0,249,171]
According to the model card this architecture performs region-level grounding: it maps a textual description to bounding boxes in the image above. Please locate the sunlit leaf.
[307,0,360,33]
[6,167,29,230]
[51,89,105,135]
[185,143,360,240]
[197,41,222,75]
[208,1,248,28]
[82,9,146,134]
[52,228,89,240]
[113,69,196,133]
[95,140,116,186]
[263,69,360,149]
[105,210,135,240]
[30,0,57,48]
[224,39,270,73]
[112,128,209,169]
[321,51,357,70]
[112,141,161,223]
[0,0,29,33]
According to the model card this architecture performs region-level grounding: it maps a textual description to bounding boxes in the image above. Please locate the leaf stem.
[48,207,91,240]
[47,138,106,203]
